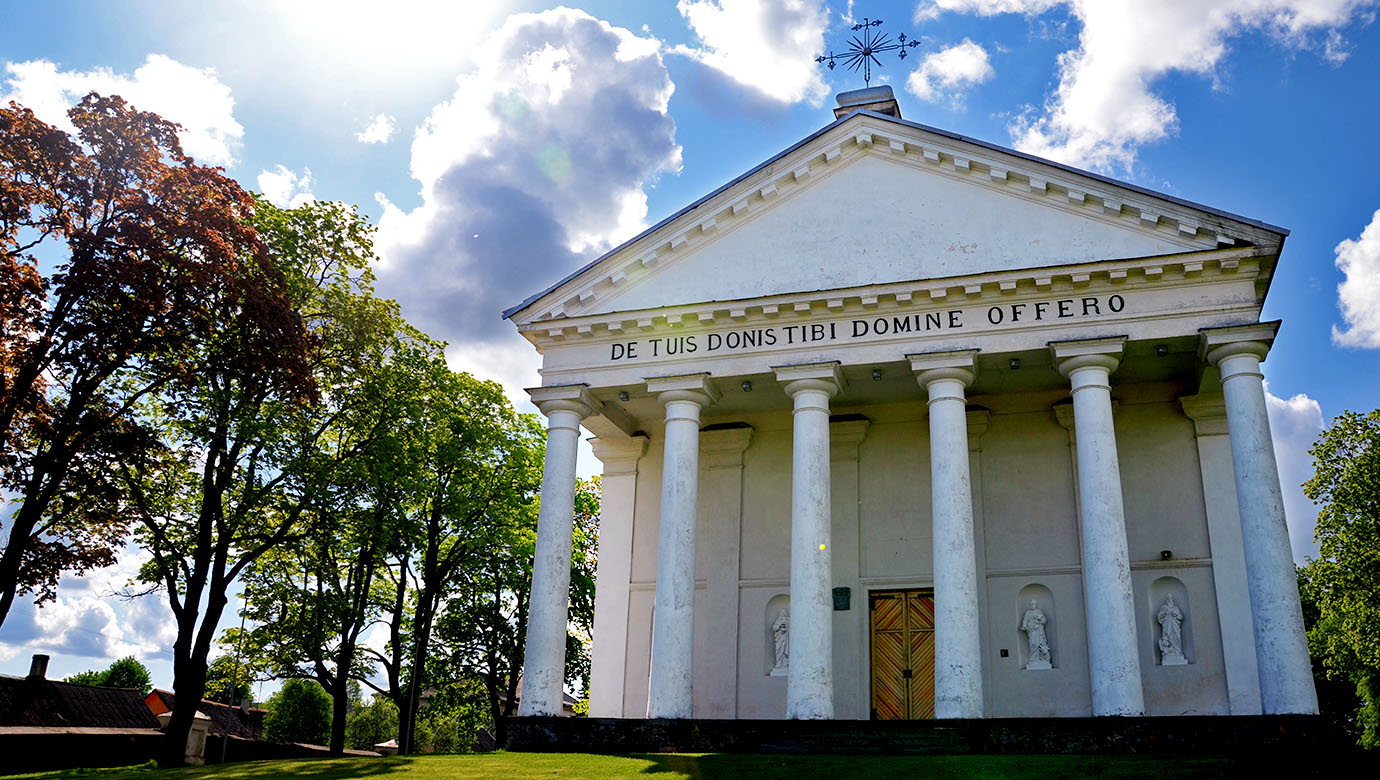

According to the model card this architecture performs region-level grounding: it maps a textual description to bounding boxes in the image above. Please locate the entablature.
[520,244,1271,350]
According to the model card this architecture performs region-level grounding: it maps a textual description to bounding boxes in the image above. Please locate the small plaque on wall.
[832,587,851,611]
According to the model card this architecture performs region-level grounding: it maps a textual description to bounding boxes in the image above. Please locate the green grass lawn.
[2,751,1360,780]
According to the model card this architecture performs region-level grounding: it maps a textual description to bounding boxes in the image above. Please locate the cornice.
[517,245,1269,349]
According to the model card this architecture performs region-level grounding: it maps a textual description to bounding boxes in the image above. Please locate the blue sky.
[2,0,1378,691]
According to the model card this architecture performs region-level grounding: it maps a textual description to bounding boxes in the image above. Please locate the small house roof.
[0,674,160,729]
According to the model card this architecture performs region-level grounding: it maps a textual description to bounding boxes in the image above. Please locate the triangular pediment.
[507,112,1283,327]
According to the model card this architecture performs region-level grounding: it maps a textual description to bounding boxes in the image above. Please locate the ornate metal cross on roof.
[816,17,921,87]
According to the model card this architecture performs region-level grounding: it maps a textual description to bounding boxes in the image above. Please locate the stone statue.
[1158,594,1187,665]
[771,608,790,671]
[1021,600,1052,670]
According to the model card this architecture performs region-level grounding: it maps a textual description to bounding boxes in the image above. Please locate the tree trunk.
[398,590,438,755]
[160,626,211,766]
[329,676,349,756]
[328,640,356,756]
[0,509,36,629]
[0,446,72,629]
[160,549,230,766]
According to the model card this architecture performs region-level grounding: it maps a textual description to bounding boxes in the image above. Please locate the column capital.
[526,384,601,419]
[646,372,720,408]
[909,348,979,388]
[1049,336,1126,377]
[590,434,649,476]
[1201,321,1279,367]
[1179,393,1230,437]
[701,423,754,469]
[774,361,846,398]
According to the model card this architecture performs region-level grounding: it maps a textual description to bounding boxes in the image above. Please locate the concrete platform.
[504,715,1347,755]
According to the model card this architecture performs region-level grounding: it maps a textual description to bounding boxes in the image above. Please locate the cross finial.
[816,17,922,88]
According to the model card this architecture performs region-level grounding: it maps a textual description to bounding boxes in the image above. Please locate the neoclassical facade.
[507,88,1318,721]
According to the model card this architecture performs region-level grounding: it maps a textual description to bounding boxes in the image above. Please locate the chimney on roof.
[27,654,49,681]
[834,85,901,120]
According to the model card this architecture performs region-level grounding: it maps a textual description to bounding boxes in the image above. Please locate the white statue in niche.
[771,608,790,672]
[1158,594,1187,665]
[1021,600,1052,670]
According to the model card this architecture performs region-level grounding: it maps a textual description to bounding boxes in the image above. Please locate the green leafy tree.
[360,369,545,755]
[345,694,398,752]
[235,331,442,756]
[203,653,258,706]
[431,476,599,745]
[0,95,282,628]
[263,678,332,745]
[411,678,490,754]
[1300,409,1380,747]
[103,656,154,694]
[65,670,106,687]
[65,656,153,695]
[121,198,404,766]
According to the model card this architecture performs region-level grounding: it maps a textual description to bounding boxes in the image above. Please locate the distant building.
[0,654,160,729]
[145,688,267,742]
[0,654,162,772]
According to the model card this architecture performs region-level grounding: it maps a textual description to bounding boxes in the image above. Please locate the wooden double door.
[869,589,936,720]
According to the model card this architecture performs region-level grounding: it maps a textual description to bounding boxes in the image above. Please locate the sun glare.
[259,0,512,79]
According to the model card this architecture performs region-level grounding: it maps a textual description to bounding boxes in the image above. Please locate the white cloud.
[356,112,397,144]
[0,547,176,667]
[906,39,994,106]
[443,340,543,413]
[674,0,831,105]
[256,165,315,208]
[916,0,1062,21]
[1331,207,1380,348]
[372,7,681,397]
[921,1,1376,172]
[1265,385,1325,564]
[1,54,243,167]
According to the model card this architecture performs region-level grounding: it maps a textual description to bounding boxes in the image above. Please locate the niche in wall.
[1148,576,1193,665]
[765,594,790,677]
[1016,583,1057,670]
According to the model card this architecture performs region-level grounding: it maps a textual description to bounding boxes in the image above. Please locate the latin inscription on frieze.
[607,294,1126,362]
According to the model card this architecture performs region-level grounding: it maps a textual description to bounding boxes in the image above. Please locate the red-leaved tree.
[0,94,309,630]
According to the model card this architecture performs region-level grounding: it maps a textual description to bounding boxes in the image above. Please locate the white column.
[518,385,600,717]
[645,373,719,719]
[587,435,649,718]
[1203,324,1318,714]
[910,349,984,719]
[1180,394,1263,715]
[775,362,845,720]
[1050,338,1145,717]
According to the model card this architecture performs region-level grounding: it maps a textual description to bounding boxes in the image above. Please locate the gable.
[508,111,1284,325]
[602,154,1206,313]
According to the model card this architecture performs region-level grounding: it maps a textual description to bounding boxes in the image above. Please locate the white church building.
[507,87,1318,721]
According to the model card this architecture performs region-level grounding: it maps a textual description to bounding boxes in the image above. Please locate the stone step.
[504,715,1348,756]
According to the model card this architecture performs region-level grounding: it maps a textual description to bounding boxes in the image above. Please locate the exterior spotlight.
[741,380,753,392]
[1156,344,1169,357]
[1160,549,1173,560]
[618,391,630,402]
[872,369,883,380]
[1009,358,1021,370]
